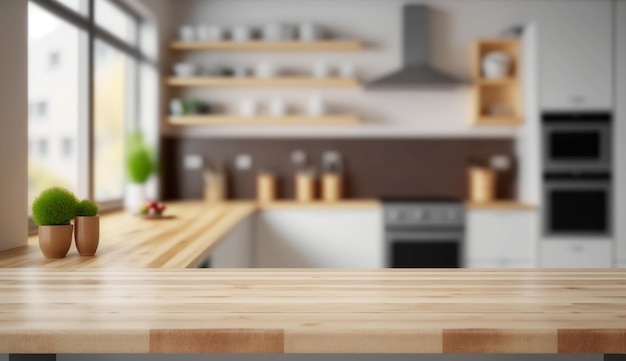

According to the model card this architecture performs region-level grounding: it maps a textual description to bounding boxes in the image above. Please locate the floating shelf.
[473,116,523,126]
[477,78,516,86]
[168,115,360,126]
[169,40,364,52]
[166,77,360,88]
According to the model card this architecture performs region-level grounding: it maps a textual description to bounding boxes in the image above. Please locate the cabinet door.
[466,210,537,265]
[256,209,383,268]
[209,215,253,268]
[466,259,534,269]
[540,240,613,268]
[539,1,613,109]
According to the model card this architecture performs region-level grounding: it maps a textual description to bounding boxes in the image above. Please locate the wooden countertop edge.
[465,201,538,211]
[257,199,381,210]
[2,328,626,354]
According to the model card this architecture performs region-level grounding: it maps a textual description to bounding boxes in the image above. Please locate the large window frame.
[28,0,153,231]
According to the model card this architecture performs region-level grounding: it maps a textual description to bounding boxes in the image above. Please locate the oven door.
[544,179,612,237]
[385,230,463,268]
[543,123,611,172]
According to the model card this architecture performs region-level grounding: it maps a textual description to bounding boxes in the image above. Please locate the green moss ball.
[32,187,79,226]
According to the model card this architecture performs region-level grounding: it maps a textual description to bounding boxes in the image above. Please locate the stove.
[382,198,466,268]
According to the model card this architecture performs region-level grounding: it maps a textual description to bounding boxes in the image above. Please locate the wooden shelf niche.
[471,39,522,126]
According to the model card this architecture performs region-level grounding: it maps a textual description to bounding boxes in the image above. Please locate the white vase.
[125,183,146,213]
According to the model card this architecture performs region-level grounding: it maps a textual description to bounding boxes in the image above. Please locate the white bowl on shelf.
[173,63,198,77]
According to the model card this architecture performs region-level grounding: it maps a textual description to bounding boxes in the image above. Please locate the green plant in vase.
[74,199,100,256]
[125,131,157,212]
[32,187,79,259]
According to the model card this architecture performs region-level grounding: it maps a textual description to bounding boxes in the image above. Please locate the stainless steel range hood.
[367,5,468,89]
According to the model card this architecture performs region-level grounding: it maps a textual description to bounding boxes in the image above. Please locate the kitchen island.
[0,269,625,356]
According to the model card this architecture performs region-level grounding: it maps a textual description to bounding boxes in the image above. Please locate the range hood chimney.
[367,5,468,89]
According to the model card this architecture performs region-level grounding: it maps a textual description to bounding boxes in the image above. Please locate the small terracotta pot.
[74,216,100,256]
[38,225,73,259]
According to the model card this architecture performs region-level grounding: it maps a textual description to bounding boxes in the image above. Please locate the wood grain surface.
[0,202,256,269]
[0,269,625,354]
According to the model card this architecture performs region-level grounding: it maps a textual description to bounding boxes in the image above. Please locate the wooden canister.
[295,172,316,202]
[257,172,276,203]
[321,173,342,202]
[468,167,496,203]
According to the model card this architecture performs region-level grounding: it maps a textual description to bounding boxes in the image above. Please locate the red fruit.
[156,203,166,212]
[148,200,157,208]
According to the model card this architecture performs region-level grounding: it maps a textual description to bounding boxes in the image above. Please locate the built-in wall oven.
[543,173,612,237]
[383,199,465,268]
[543,113,611,172]
[542,112,613,237]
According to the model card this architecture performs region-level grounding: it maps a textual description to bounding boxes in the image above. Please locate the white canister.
[232,26,252,42]
[178,25,195,42]
[338,63,355,78]
[197,25,225,41]
[234,65,249,78]
[169,99,184,116]
[239,99,258,118]
[262,23,283,42]
[255,63,276,79]
[269,99,287,117]
[207,26,225,41]
[298,23,321,42]
[312,61,331,78]
[307,95,326,117]
[482,51,512,79]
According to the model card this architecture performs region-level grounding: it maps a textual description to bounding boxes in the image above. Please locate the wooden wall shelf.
[170,40,364,52]
[166,77,360,88]
[471,39,522,126]
[168,115,360,126]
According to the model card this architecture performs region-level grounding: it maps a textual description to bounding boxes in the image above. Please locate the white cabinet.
[615,0,626,267]
[207,215,253,268]
[256,208,383,268]
[466,210,537,268]
[539,1,613,110]
[540,240,613,268]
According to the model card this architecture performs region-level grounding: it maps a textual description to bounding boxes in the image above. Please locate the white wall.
[163,0,608,138]
[0,0,28,251]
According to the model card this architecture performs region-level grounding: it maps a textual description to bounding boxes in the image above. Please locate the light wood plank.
[170,40,363,52]
[465,201,537,211]
[0,269,625,353]
[168,115,360,126]
[166,77,360,88]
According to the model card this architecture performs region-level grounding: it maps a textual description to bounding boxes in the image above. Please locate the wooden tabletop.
[0,201,256,269]
[0,269,624,354]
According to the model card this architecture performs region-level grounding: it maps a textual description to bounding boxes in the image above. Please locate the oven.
[383,200,465,268]
[543,112,611,172]
[543,173,612,237]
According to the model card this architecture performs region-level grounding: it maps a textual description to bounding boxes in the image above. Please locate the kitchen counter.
[0,201,257,269]
[0,200,379,269]
[0,269,625,354]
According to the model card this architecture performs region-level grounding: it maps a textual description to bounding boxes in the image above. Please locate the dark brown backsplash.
[161,137,516,201]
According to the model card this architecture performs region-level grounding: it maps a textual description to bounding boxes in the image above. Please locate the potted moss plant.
[32,187,79,259]
[74,199,99,256]
[125,131,157,212]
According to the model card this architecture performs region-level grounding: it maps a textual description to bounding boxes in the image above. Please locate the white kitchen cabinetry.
[256,208,383,268]
[466,210,537,268]
[540,240,613,268]
[206,215,253,268]
[539,1,613,110]
[615,0,626,268]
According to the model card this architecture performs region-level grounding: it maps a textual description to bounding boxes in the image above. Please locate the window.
[61,138,73,158]
[37,139,49,158]
[49,51,61,68]
[28,0,146,215]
